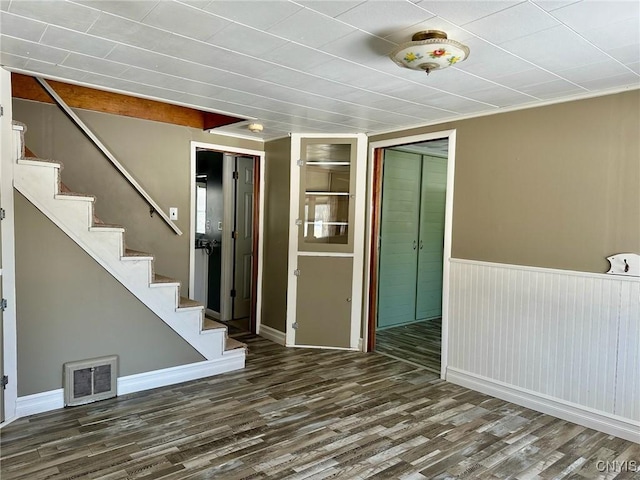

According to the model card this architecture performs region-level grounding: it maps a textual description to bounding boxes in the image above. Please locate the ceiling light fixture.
[389,30,470,75]
[247,122,264,133]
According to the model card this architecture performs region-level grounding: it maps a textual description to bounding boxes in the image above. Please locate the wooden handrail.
[34,77,182,235]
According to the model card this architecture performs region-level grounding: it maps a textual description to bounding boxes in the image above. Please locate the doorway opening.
[189,142,264,335]
[366,131,456,379]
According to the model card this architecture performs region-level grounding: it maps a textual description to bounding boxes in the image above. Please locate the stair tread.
[124,248,154,258]
[152,274,179,284]
[56,191,95,200]
[178,297,202,309]
[203,318,226,330]
[225,337,248,351]
[18,157,63,169]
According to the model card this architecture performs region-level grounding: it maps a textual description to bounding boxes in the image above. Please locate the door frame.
[1,67,18,426]
[364,130,457,379]
[189,141,265,334]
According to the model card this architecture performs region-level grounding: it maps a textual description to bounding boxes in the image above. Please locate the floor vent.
[63,355,118,407]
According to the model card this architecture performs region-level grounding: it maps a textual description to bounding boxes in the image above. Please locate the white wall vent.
[63,355,118,407]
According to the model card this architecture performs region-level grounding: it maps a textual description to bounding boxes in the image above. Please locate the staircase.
[12,122,246,366]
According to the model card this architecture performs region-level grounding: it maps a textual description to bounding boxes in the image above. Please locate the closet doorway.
[367,132,456,377]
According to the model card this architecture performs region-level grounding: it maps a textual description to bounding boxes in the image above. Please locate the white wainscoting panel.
[448,259,639,440]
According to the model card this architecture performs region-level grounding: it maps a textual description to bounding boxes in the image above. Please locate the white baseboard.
[16,389,64,418]
[447,367,640,444]
[258,324,286,345]
[15,356,245,418]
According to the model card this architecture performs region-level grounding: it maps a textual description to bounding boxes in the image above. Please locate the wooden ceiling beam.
[11,73,243,130]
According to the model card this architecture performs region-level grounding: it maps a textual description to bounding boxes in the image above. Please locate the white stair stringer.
[13,157,234,362]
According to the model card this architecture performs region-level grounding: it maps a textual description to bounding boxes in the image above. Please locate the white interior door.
[233,156,253,320]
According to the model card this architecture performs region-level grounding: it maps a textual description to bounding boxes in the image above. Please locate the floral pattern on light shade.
[429,48,447,58]
[403,52,423,63]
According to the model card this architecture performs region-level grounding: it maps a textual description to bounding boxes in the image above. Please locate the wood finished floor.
[376,319,442,374]
[2,334,638,480]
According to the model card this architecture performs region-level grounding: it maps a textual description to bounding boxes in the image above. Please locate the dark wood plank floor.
[2,334,638,479]
[376,319,442,373]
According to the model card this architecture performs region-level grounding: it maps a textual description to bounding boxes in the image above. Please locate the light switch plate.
[169,207,178,220]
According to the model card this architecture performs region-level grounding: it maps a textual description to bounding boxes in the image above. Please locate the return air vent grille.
[63,355,118,406]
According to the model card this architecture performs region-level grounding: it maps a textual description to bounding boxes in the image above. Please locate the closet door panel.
[377,150,421,328]
[416,155,447,320]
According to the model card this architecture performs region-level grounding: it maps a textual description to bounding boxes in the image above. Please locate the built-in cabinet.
[378,149,447,328]
[287,134,366,349]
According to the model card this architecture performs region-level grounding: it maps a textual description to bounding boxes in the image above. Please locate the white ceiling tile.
[578,71,640,90]
[0,52,29,69]
[141,1,230,41]
[491,68,563,89]
[88,12,168,50]
[500,25,608,71]
[422,94,499,113]
[383,16,475,44]
[1,1,9,11]
[74,1,159,22]
[557,59,635,84]
[408,68,498,95]
[117,66,196,91]
[579,18,640,51]
[465,2,560,45]
[208,23,288,56]
[453,40,534,79]
[0,35,68,64]
[63,52,129,77]
[81,72,181,100]
[0,12,47,42]
[517,79,586,99]
[254,66,314,89]
[40,26,117,58]
[416,0,522,26]
[549,0,640,31]
[3,0,637,138]
[106,44,176,71]
[335,1,433,36]
[201,1,304,30]
[297,1,363,18]
[267,8,356,48]
[320,30,396,63]
[7,0,100,32]
[464,86,538,106]
[22,58,89,82]
[626,62,640,75]
[532,1,581,12]
[261,42,333,71]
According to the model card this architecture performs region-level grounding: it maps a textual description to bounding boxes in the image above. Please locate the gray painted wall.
[13,98,262,290]
[15,193,204,396]
[371,90,640,274]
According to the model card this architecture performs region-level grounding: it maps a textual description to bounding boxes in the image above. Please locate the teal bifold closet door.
[416,154,447,320]
[377,150,421,328]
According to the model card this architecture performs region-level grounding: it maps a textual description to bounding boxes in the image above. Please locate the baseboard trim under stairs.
[15,354,245,418]
[11,122,247,412]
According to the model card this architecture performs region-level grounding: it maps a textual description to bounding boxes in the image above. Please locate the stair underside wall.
[14,192,205,397]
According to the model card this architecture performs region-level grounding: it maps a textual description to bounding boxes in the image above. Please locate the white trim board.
[257,325,286,346]
[447,368,640,444]
[14,355,245,419]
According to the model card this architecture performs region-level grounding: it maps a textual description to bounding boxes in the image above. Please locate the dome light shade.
[390,30,470,75]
